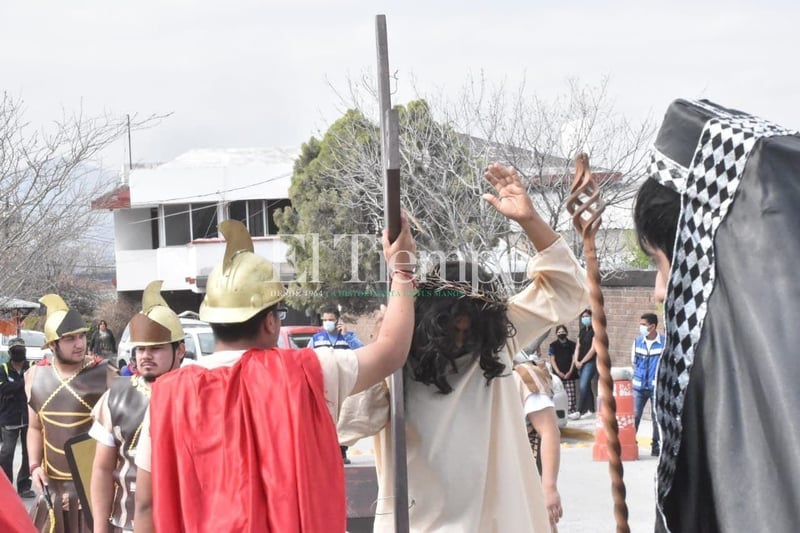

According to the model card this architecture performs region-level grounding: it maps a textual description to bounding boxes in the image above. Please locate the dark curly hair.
[406,261,515,394]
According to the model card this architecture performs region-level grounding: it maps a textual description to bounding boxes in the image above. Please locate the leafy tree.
[277,77,655,313]
[276,100,507,314]
[275,109,383,314]
[622,229,652,269]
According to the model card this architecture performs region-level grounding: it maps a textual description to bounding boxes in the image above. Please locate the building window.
[164,204,191,246]
[228,199,290,237]
[267,199,290,234]
[229,200,266,237]
[191,203,218,240]
[163,203,219,246]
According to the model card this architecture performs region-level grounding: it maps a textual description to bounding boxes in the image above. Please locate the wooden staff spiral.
[566,153,630,533]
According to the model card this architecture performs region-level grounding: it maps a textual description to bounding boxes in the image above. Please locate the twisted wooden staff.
[566,153,630,533]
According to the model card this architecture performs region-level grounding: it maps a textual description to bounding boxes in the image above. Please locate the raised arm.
[485,164,588,348]
[483,163,559,251]
[351,214,416,395]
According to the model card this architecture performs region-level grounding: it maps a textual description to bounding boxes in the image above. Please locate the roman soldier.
[26,294,116,533]
[132,219,416,533]
[89,281,185,532]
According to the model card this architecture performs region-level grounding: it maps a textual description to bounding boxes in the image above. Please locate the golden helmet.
[199,220,285,324]
[128,280,184,346]
[39,294,89,344]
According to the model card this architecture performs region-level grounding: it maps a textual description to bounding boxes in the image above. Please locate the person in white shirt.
[133,217,416,533]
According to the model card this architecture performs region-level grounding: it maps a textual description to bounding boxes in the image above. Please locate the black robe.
[650,100,800,532]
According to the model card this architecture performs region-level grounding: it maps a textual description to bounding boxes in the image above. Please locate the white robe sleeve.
[507,237,590,352]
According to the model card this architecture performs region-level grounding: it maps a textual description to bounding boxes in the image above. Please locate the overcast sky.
[2,0,798,169]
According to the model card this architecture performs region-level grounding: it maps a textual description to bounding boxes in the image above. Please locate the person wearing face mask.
[0,337,36,499]
[548,325,578,416]
[631,312,664,457]
[312,308,364,351]
[570,309,597,420]
[310,308,364,464]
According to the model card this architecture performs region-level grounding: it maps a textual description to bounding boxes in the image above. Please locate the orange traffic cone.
[593,378,639,461]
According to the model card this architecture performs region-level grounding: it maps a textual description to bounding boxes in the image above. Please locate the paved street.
[349,415,659,532]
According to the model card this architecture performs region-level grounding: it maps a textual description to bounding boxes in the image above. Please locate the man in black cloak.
[634,99,800,533]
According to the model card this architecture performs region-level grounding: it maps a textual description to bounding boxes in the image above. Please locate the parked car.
[117,311,215,368]
[277,325,323,349]
[0,329,52,364]
[181,319,215,361]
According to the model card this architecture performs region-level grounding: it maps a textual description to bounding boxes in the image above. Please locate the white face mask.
[323,320,337,333]
[639,324,650,337]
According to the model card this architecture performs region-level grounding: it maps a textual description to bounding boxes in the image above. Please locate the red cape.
[0,475,35,533]
[149,348,346,532]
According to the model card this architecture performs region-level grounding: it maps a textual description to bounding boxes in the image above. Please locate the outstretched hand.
[482,163,536,223]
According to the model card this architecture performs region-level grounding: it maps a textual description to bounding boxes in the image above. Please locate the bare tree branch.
[0,92,168,304]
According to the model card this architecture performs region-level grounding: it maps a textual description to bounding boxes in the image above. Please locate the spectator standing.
[548,325,578,415]
[631,312,664,457]
[569,308,597,420]
[89,320,117,364]
[0,337,35,498]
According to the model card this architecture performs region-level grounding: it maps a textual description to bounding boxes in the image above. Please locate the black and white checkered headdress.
[648,100,796,521]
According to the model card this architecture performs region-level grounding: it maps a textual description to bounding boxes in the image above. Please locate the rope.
[43,485,56,533]
[566,153,630,533]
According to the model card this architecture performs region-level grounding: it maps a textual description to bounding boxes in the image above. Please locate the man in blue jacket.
[311,308,365,351]
[0,337,35,498]
[631,312,664,456]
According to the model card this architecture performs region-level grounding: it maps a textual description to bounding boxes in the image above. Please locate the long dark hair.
[407,261,514,394]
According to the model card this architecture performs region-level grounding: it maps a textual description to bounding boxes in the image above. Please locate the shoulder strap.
[515,364,540,394]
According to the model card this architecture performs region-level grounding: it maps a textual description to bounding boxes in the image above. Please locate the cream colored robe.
[374,237,589,533]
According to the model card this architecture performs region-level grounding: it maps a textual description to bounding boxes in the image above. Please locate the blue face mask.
[581,316,591,327]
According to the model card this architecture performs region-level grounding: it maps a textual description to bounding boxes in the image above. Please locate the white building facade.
[94,147,299,311]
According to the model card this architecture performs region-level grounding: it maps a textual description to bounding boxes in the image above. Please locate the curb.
[560,427,595,441]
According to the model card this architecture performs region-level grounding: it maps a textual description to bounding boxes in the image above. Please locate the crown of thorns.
[415,267,509,312]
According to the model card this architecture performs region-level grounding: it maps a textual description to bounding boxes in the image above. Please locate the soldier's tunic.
[27,358,112,533]
[89,376,150,532]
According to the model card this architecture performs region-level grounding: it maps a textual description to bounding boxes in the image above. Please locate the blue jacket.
[311,330,364,350]
[631,333,665,391]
